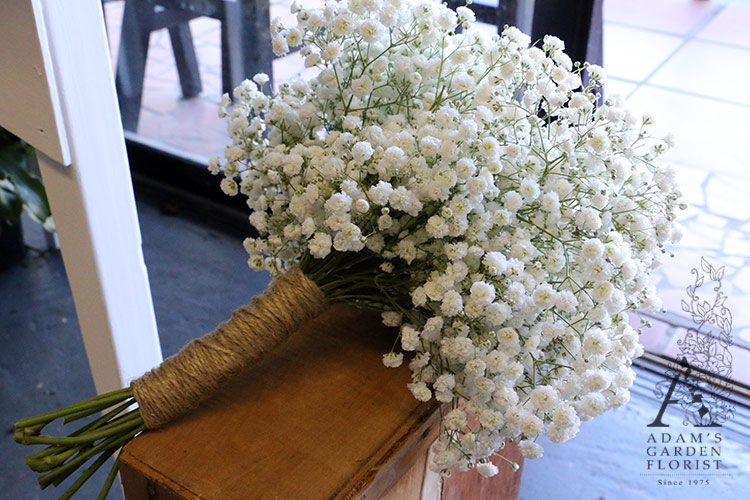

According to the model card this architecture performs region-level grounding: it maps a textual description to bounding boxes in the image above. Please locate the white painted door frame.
[0,0,163,394]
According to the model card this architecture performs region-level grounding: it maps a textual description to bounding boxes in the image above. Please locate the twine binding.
[131,268,327,429]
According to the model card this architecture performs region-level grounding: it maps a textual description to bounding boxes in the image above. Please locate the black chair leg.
[115,0,153,132]
[586,0,604,68]
[169,22,203,98]
[496,0,534,35]
[116,0,278,129]
[221,0,274,94]
[531,0,602,66]
[221,1,245,94]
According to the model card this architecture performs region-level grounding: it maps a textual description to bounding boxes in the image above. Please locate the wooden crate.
[120,305,523,500]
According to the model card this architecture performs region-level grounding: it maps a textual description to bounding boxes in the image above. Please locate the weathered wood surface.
[0,0,70,165]
[120,304,524,500]
[442,442,524,500]
[120,305,440,500]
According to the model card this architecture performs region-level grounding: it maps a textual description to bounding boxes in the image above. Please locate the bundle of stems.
[14,388,140,499]
[15,251,417,499]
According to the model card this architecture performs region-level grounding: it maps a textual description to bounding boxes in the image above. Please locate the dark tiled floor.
[0,200,269,499]
[2,198,750,499]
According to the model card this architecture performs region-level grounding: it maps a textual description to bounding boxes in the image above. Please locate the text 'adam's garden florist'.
[647,432,722,471]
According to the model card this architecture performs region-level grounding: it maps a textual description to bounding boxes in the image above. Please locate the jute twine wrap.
[131,268,328,429]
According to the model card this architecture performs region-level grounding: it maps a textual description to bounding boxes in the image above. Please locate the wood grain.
[0,0,70,165]
[379,445,428,500]
[441,440,524,500]
[121,305,440,500]
[29,0,164,394]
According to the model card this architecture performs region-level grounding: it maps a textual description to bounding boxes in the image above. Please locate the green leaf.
[0,150,52,225]
[16,173,51,225]
[0,146,29,176]
[0,185,23,222]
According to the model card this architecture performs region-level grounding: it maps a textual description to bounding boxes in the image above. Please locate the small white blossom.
[444,409,468,430]
[382,352,404,368]
[530,385,559,412]
[272,35,289,56]
[309,232,332,258]
[381,311,402,327]
[441,290,464,317]
[400,325,420,351]
[368,181,393,205]
[220,178,238,196]
[476,461,499,478]
[519,440,544,459]
[351,141,374,162]
[408,382,432,402]
[470,281,496,306]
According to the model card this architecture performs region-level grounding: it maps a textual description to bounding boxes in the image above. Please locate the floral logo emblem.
[648,258,735,428]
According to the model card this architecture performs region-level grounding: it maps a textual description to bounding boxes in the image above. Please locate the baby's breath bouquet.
[16,0,683,496]
[213,0,682,476]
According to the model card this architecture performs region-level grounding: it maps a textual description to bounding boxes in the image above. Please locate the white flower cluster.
[212,0,683,477]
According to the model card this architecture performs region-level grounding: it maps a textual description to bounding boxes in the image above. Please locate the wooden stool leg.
[168,22,202,98]
[115,0,152,132]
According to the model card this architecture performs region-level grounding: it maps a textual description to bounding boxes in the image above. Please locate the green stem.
[29,411,139,471]
[32,446,81,472]
[20,413,142,446]
[15,389,133,429]
[96,456,120,500]
[58,446,118,500]
[39,425,143,489]
[63,397,134,424]
[24,398,135,463]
